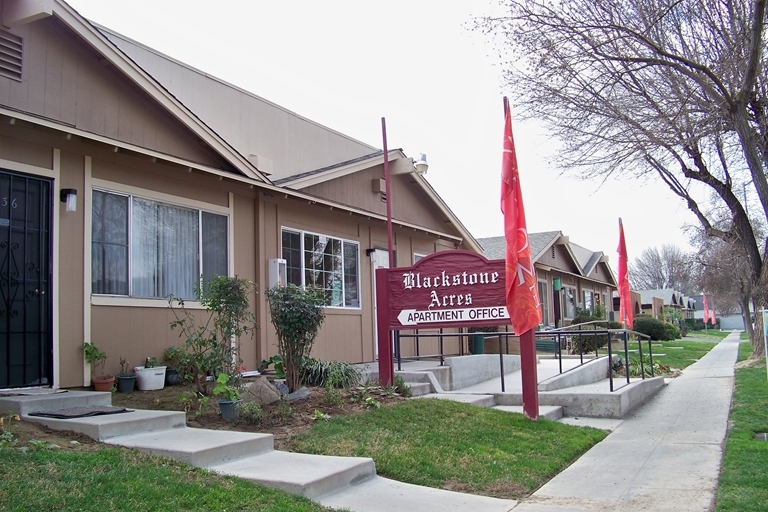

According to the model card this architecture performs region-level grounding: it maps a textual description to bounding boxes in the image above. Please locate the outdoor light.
[413,153,429,174]
[60,188,77,212]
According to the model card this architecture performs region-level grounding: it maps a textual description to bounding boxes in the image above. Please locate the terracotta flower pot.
[92,375,116,391]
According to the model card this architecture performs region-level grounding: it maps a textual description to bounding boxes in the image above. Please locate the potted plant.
[81,342,115,391]
[115,357,136,393]
[134,356,167,391]
[163,345,188,386]
[213,372,241,421]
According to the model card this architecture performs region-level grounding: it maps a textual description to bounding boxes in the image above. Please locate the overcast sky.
[66,0,699,270]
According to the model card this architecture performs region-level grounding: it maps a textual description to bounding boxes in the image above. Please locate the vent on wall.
[0,31,22,81]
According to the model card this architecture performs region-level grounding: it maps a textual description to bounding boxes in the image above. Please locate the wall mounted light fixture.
[60,188,77,212]
[413,153,429,174]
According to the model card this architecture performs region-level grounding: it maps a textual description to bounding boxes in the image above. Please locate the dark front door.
[0,170,52,388]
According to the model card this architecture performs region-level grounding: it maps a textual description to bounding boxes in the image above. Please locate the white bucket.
[133,366,167,391]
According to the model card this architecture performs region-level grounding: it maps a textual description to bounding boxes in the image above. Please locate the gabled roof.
[479,232,562,261]
[637,289,683,306]
[569,242,608,276]
[9,0,271,184]
[94,23,378,181]
[477,232,617,287]
[5,0,478,250]
[87,10,477,252]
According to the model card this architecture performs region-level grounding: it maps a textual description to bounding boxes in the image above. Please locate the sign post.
[763,309,768,382]
[375,250,538,412]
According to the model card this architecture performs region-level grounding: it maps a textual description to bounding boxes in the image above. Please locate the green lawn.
[650,340,718,370]
[290,398,607,499]
[716,343,768,511]
[0,446,336,512]
[684,329,732,340]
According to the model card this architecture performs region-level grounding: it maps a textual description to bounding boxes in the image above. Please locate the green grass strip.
[0,447,334,512]
[716,353,768,512]
[651,340,717,370]
[292,398,606,499]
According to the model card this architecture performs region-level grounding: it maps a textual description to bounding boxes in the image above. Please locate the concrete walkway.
[2,333,740,512]
[511,331,741,511]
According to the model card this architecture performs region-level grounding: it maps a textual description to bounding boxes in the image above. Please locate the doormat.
[28,406,134,419]
[0,388,67,397]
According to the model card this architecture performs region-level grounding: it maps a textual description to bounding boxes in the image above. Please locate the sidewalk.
[511,331,741,511]
[3,333,740,512]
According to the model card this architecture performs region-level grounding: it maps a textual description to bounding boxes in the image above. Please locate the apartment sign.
[385,251,509,330]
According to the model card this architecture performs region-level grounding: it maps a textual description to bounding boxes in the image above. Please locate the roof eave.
[49,0,271,184]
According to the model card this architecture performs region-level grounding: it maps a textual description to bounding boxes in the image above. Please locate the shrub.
[266,284,326,393]
[164,345,194,384]
[394,375,412,398]
[568,306,615,354]
[236,401,262,424]
[663,323,681,341]
[633,317,667,340]
[301,358,361,388]
[168,276,257,395]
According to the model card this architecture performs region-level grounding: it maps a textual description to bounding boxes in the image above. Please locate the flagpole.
[382,117,394,266]
[501,96,540,420]
[378,117,395,386]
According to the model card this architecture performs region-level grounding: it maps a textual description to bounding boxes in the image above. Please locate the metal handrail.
[393,323,652,392]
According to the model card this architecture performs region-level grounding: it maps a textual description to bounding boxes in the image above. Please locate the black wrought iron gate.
[0,169,52,388]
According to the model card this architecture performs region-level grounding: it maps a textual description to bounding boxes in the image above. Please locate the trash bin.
[471,335,485,354]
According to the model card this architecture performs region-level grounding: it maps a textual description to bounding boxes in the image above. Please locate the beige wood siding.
[258,193,460,364]
[103,28,378,180]
[300,165,456,235]
[0,18,229,169]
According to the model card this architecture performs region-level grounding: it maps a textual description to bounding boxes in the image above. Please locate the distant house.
[478,232,618,328]
[635,289,695,321]
[0,0,480,389]
[691,295,748,330]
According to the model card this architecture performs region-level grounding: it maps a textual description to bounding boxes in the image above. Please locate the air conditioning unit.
[268,258,287,288]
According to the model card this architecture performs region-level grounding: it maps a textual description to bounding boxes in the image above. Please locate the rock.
[285,386,311,402]
[241,376,281,405]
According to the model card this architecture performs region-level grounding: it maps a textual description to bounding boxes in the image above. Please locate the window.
[538,281,549,327]
[281,228,360,308]
[564,287,576,318]
[583,291,594,312]
[413,253,426,263]
[92,189,228,299]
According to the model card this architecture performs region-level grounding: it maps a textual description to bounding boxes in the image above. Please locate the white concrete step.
[23,409,187,441]
[318,474,517,512]
[404,382,432,396]
[104,427,274,466]
[418,393,497,408]
[0,390,112,416]
[208,450,376,499]
[493,405,564,421]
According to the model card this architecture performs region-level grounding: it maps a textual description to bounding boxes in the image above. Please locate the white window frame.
[564,286,577,319]
[538,280,550,327]
[90,180,232,308]
[280,227,361,310]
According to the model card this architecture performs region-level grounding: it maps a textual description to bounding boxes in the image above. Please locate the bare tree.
[476,0,767,356]
[630,244,695,294]
[692,221,761,340]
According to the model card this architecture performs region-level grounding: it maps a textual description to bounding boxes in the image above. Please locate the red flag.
[617,218,633,328]
[703,295,710,324]
[710,310,716,325]
[501,99,541,336]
